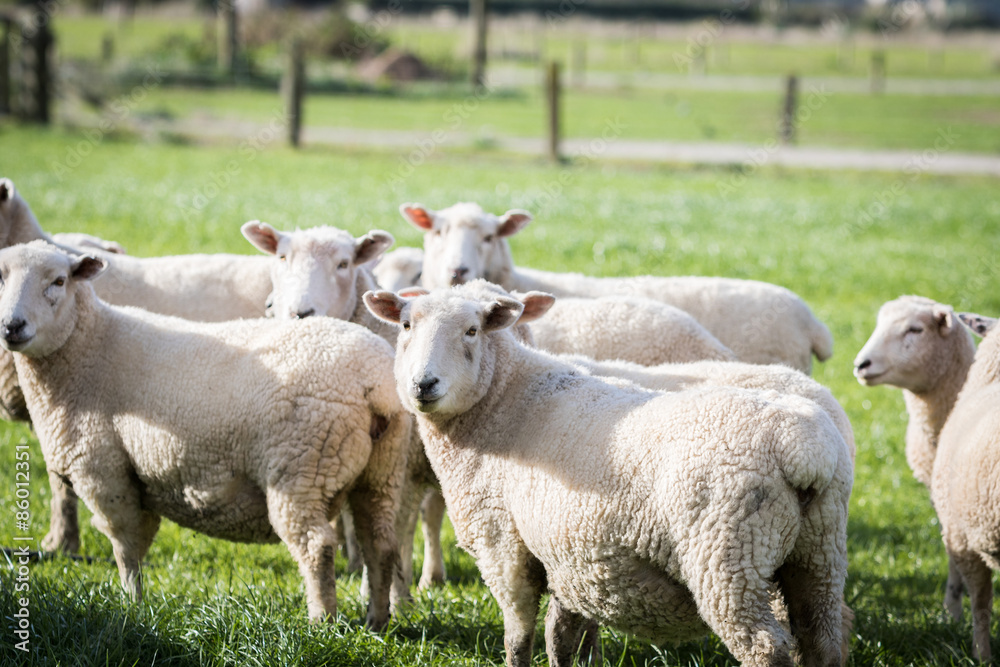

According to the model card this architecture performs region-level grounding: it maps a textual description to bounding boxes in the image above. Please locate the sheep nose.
[450,267,469,285]
[295,308,315,319]
[414,376,439,399]
[855,358,871,372]
[1,318,26,342]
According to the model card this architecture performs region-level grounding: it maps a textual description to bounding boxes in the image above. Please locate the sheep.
[399,201,833,373]
[853,295,977,620]
[0,241,411,628]
[364,282,853,667]
[1,178,274,555]
[50,232,127,255]
[930,311,1000,661]
[241,221,444,606]
[371,246,425,292]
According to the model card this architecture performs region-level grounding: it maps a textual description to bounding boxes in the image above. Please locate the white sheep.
[364,283,852,667]
[371,246,425,292]
[931,312,1000,661]
[0,241,411,628]
[0,178,275,554]
[399,201,833,373]
[241,221,444,605]
[853,295,977,621]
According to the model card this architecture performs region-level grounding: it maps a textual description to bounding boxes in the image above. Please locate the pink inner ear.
[398,287,429,298]
[404,207,434,231]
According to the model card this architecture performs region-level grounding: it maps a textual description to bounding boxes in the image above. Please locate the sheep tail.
[774,398,842,501]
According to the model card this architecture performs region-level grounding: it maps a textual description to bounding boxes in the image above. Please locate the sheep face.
[242,222,393,321]
[854,296,957,393]
[371,247,424,292]
[0,242,106,358]
[399,202,531,289]
[958,312,998,338]
[365,286,522,417]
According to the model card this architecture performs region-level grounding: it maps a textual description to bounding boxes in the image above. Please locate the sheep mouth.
[413,396,442,413]
[1,335,33,352]
[854,369,884,385]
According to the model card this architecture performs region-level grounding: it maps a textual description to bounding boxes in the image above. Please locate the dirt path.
[151,116,1000,177]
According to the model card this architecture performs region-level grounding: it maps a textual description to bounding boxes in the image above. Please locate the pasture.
[0,121,998,665]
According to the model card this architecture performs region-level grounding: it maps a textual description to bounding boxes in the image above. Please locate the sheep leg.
[41,469,80,554]
[390,474,428,610]
[775,563,844,667]
[954,552,993,662]
[476,543,545,667]
[340,507,364,574]
[81,475,159,605]
[348,482,401,631]
[544,595,602,667]
[944,553,966,621]
[418,488,447,589]
[267,489,340,623]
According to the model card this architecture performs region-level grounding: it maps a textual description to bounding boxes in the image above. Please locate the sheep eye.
[53,277,65,287]
[483,235,494,244]
[337,260,349,270]
[278,255,287,262]
[402,321,411,331]
[907,326,924,334]
[466,326,478,337]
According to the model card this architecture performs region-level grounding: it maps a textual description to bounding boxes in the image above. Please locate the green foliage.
[0,125,999,665]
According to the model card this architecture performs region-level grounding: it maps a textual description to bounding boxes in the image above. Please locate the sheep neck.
[4,199,50,248]
[901,329,976,486]
[963,332,1000,392]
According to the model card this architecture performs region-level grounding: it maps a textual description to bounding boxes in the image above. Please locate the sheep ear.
[70,255,107,281]
[241,221,284,255]
[482,296,524,333]
[933,305,955,337]
[958,312,998,337]
[364,290,408,325]
[0,178,14,204]
[400,204,436,231]
[397,286,429,298]
[516,291,556,324]
[355,230,395,266]
[497,209,532,238]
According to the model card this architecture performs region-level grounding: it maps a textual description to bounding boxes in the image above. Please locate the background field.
[0,122,998,665]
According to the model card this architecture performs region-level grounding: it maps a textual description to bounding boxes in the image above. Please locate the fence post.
[870,49,885,94]
[545,60,560,162]
[282,39,304,148]
[469,0,488,89]
[18,19,52,124]
[780,74,797,144]
[217,0,238,77]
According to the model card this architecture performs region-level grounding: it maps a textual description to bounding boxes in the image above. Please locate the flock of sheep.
[0,176,997,666]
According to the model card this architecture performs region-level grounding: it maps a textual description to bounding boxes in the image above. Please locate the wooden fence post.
[217,0,238,77]
[545,60,560,162]
[18,19,52,124]
[469,0,488,89]
[282,39,304,148]
[780,74,797,144]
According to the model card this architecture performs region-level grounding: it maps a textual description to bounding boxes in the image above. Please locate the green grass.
[1,124,1000,665]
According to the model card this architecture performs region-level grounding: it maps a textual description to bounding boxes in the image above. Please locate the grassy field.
[0,124,999,666]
